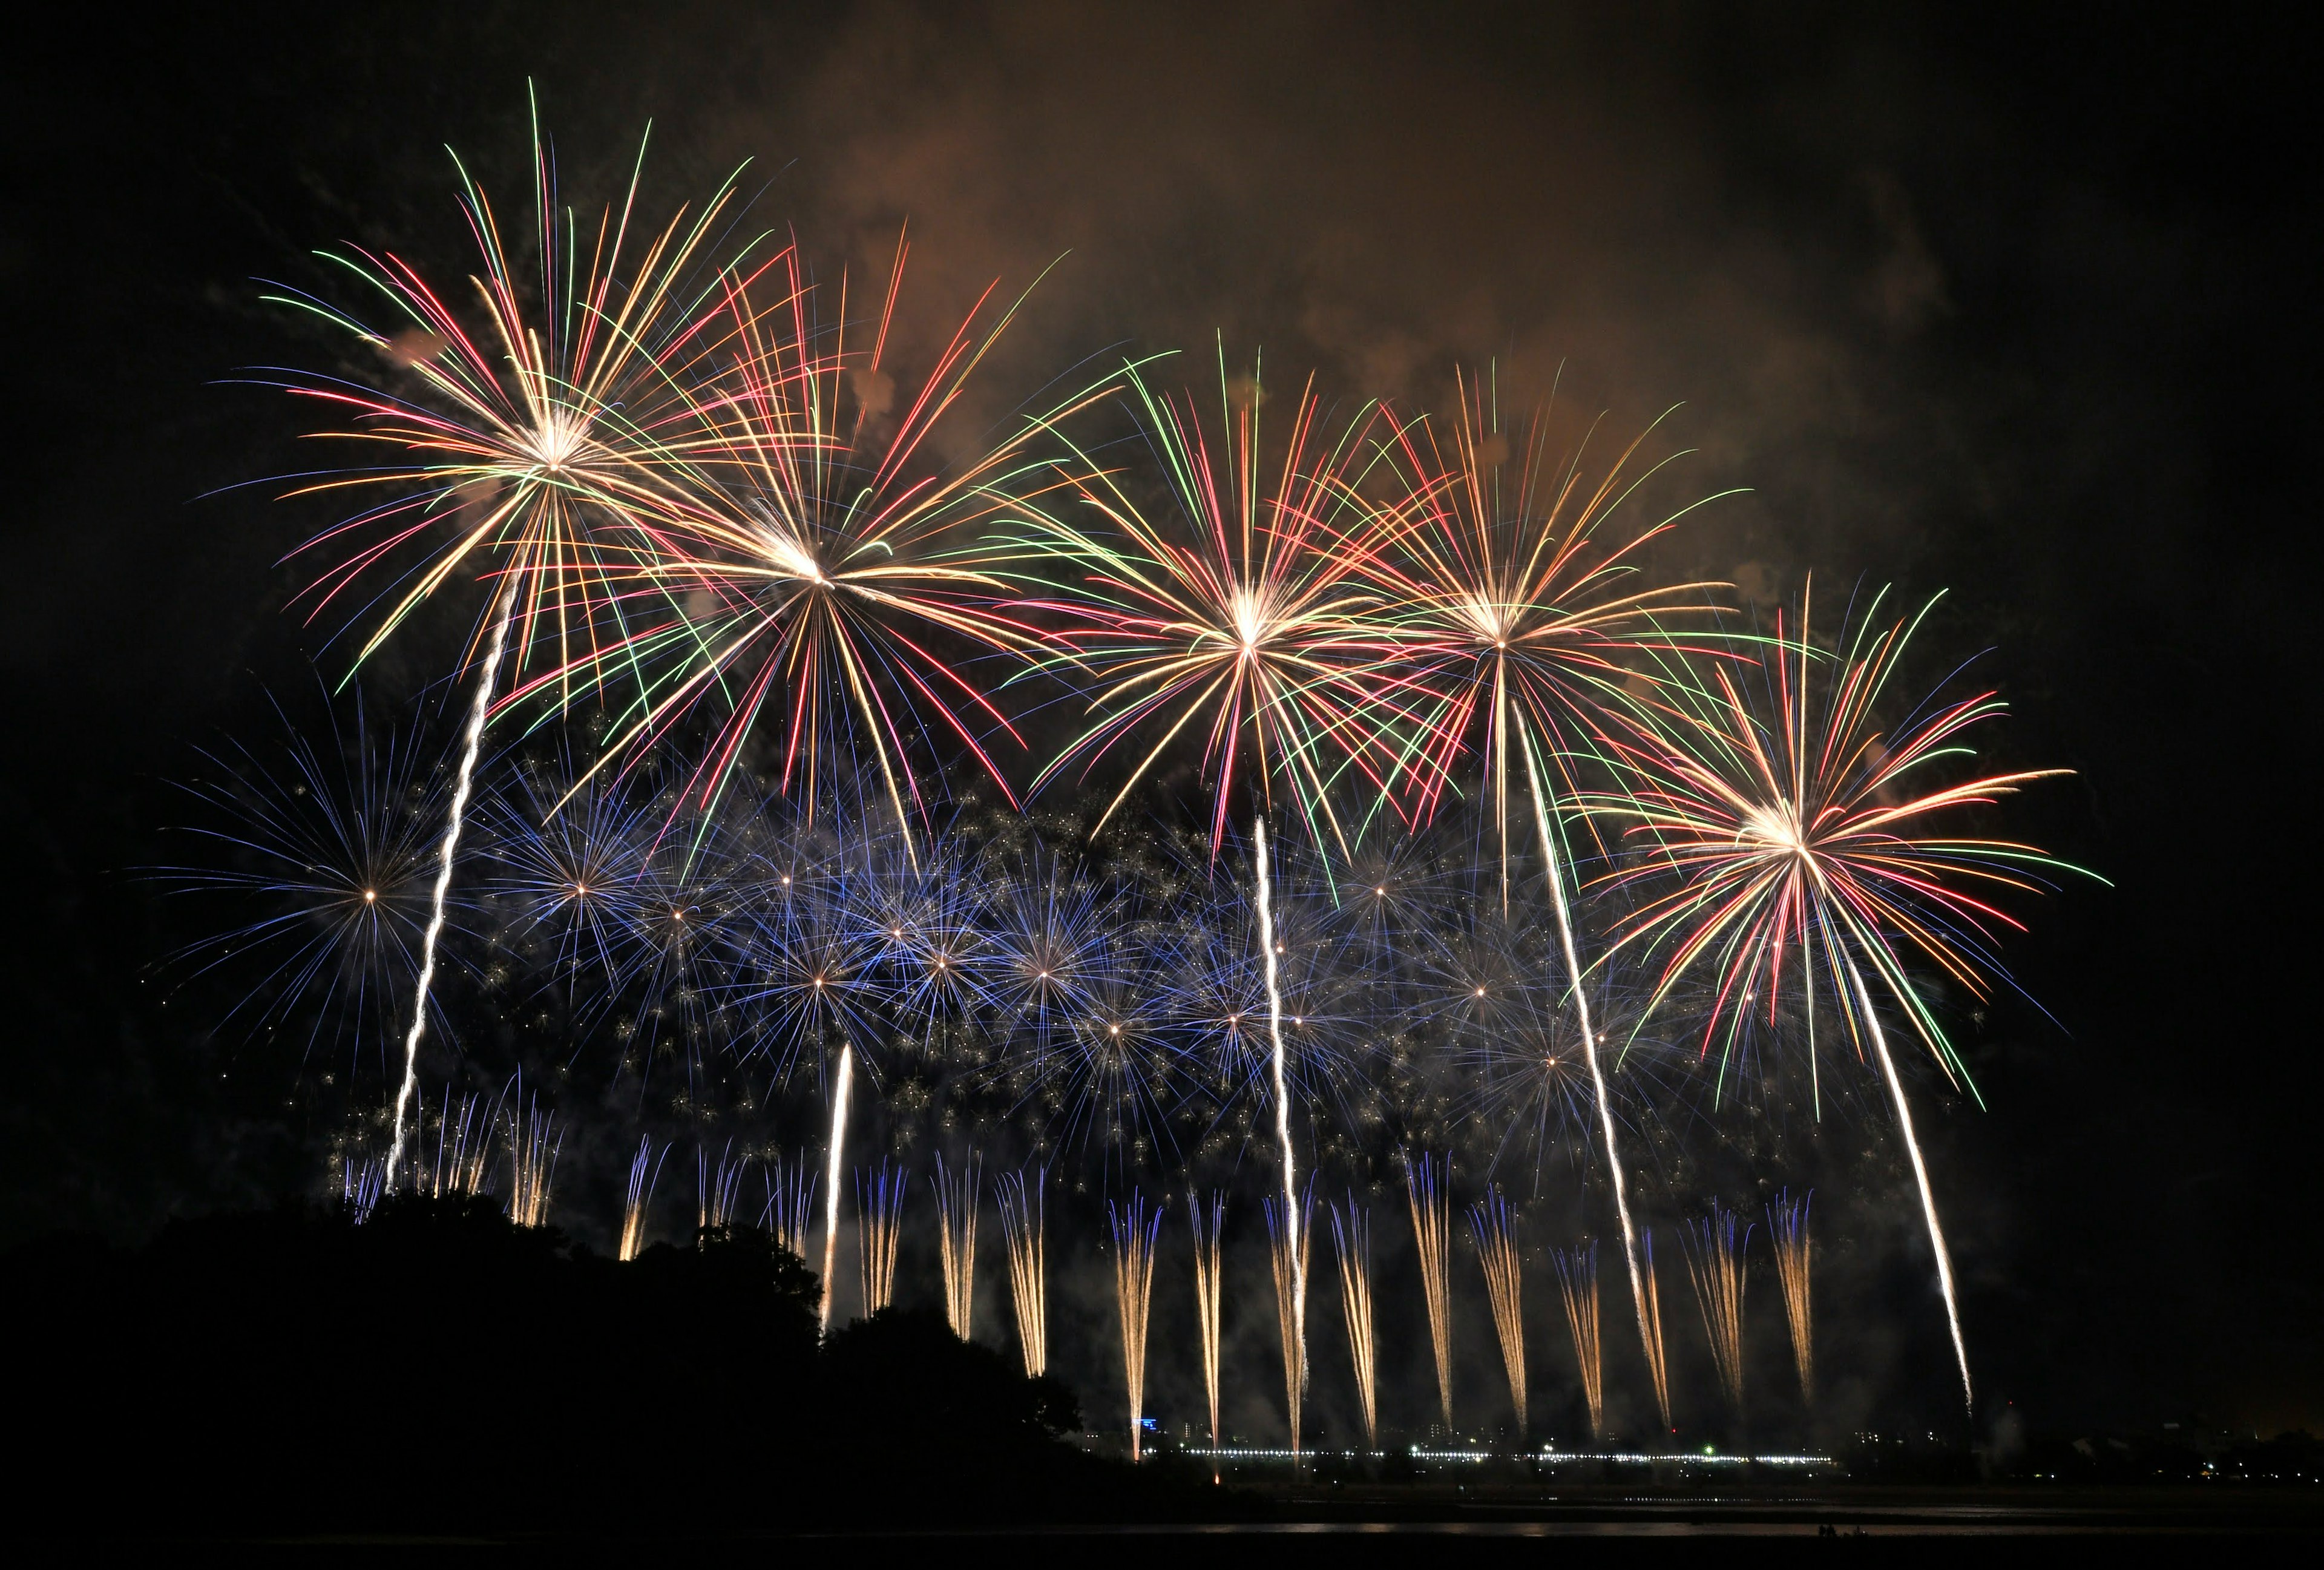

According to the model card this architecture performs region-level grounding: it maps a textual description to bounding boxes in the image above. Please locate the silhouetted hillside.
[5,1196,1208,1535]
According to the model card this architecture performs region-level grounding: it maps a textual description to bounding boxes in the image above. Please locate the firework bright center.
[1742,803,1810,857]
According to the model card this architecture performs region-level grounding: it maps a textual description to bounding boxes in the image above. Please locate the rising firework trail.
[1682,1205,1751,1413]
[1404,1152,1456,1428]
[1767,1189,1814,1405]
[1328,1194,1379,1448]
[620,1135,666,1261]
[1592,582,2089,1408]
[1109,1193,1162,1461]
[1253,818,1305,1373]
[1262,1183,1315,1454]
[819,1047,854,1332]
[1551,1241,1606,1440]
[996,1167,1048,1377]
[1189,1191,1227,1455]
[933,1152,982,1340]
[390,583,514,1184]
[1469,1187,1528,1434]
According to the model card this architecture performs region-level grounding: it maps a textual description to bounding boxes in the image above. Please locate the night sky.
[4,3,2315,1436]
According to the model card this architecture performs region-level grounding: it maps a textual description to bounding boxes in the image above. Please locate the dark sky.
[4,2,2317,1435]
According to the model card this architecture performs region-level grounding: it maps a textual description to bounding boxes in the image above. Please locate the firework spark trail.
[1189,1191,1227,1452]
[819,1046,853,1332]
[1520,731,1654,1421]
[1328,1195,1378,1448]
[1253,818,1306,1382]
[1767,1189,1814,1405]
[697,1140,749,1232]
[761,1154,819,1263]
[1262,1183,1314,1454]
[620,1135,666,1261]
[502,1082,560,1227]
[1641,1228,1673,1433]
[997,1168,1048,1377]
[1109,1193,1162,1461]
[933,1152,982,1340]
[1682,1206,1751,1413]
[856,1160,905,1316]
[1846,948,1969,1406]
[386,584,516,1185]
[1551,1241,1606,1440]
[1404,1152,1456,1428]
[1469,1188,1528,1434]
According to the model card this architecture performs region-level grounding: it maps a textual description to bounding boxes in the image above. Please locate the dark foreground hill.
[5,1195,1216,1536]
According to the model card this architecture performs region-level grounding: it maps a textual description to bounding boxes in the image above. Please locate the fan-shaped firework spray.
[996,1167,1048,1377]
[855,1160,906,1316]
[1767,1189,1814,1405]
[1109,1193,1162,1461]
[1469,1187,1528,1434]
[697,1140,749,1232]
[1263,1183,1315,1453]
[620,1136,666,1261]
[760,1154,819,1263]
[421,1088,491,1199]
[1640,1228,1673,1433]
[1328,1195,1379,1448]
[1189,1190,1227,1453]
[1404,1152,1456,1428]
[933,1152,981,1340]
[340,1156,386,1223]
[1682,1206,1751,1414]
[1551,1241,1606,1440]
[502,1085,560,1227]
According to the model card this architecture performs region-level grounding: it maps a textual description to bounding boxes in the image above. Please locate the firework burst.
[1592,582,2088,1407]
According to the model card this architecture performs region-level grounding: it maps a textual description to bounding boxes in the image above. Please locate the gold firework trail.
[856,1161,905,1316]
[1768,1189,1814,1405]
[1329,1195,1379,1448]
[1682,1205,1751,1413]
[933,1152,982,1341]
[1109,1192,1163,1461]
[620,1135,666,1262]
[1469,1188,1528,1434]
[1189,1191,1227,1450]
[997,1167,1048,1378]
[696,1140,749,1233]
[1641,1227,1673,1433]
[1263,1184,1315,1454]
[1551,1241,1605,1440]
[1404,1152,1456,1429]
